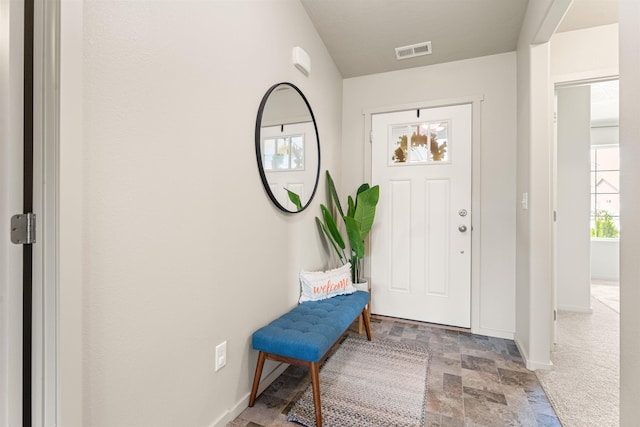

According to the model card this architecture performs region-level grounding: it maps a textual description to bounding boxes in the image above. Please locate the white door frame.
[364,95,485,334]
[0,0,58,423]
[32,0,61,424]
[551,76,619,346]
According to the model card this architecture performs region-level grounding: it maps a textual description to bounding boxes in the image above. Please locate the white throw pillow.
[299,263,356,303]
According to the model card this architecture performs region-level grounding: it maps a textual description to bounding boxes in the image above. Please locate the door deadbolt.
[458,209,468,217]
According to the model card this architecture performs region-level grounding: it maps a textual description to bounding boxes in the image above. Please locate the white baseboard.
[514,338,553,371]
[557,304,592,313]
[211,362,289,427]
[471,327,515,340]
[525,357,554,371]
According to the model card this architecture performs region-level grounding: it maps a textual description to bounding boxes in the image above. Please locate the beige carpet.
[591,280,620,313]
[536,295,619,427]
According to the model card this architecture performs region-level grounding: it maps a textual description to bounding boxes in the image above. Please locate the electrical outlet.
[215,341,227,372]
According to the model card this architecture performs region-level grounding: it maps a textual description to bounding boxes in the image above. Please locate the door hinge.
[10,213,36,245]
[553,210,557,222]
[554,310,557,321]
[370,130,372,144]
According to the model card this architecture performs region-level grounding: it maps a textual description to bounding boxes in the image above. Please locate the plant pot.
[353,279,369,293]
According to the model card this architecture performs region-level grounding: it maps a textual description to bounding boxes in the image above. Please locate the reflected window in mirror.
[262,133,305,171]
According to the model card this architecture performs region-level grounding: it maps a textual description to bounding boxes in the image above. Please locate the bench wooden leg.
[249,351,267,407]
[362,306,372,341]
[310,361,322,427]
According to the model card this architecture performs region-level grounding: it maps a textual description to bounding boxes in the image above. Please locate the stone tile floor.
[229,316,561,427]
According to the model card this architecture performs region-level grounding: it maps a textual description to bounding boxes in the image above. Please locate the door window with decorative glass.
[389,121,449,165]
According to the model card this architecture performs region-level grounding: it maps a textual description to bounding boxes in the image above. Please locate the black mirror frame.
[255,82,321,213]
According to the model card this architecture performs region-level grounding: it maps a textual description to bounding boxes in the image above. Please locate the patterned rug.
[287,334,431,427]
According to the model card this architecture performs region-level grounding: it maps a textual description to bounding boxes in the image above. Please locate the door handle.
[458,225,467,232]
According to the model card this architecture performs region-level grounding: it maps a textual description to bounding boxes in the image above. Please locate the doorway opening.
[554,78,619,314]
[544,78,620,425]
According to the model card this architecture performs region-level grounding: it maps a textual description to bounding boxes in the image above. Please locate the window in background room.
[591,145,620,238]
[590,79,619,239]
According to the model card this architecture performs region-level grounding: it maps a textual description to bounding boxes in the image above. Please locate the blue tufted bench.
[248,291,371,427]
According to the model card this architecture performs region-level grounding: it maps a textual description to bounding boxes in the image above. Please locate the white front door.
[371,104,472,327]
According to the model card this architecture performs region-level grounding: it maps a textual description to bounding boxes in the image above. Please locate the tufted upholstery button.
[252,291,370,362]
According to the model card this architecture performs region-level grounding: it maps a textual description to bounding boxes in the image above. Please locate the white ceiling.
[300,0,619,79]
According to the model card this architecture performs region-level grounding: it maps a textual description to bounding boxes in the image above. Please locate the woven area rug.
[287,334,431,427]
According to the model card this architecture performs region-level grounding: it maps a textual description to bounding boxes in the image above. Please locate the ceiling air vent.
[395,41,432,60]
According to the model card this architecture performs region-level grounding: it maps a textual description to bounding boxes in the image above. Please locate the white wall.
[551,24,619,83]
[515,0,568,370]
[342,52,517,338]
[619,2,640,424]
[0,0,24,424]
[58,1,343,426]
[591,239,619,281]
[59,1,84,424]
[515,15,532,366]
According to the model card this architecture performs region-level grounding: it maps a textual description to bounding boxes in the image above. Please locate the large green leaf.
[353,185,380,240]
[350,254,361,283]
[285,188,303,211]
[347,195,355,218]
[316,217,346,263]
[353,183,369,212]
[344,216,365,259]
[321,204,345,250]
[326,171,344,217]
[356,183,370,197]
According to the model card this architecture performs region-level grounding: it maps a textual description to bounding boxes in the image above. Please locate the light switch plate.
[215,341,227,371]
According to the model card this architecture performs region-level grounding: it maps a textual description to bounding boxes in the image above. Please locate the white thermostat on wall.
[293,46,311,76]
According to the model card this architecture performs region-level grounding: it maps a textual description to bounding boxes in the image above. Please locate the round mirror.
[255,82,320,213]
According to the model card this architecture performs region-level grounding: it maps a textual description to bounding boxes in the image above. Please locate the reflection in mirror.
[255,83,320,213]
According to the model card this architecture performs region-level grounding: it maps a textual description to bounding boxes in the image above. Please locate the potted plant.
[315,171,380,288]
